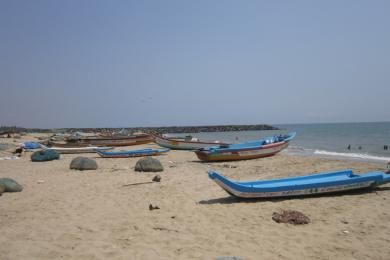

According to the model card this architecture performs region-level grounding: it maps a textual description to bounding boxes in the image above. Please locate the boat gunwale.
[197,141,287,154]
[154,135,227,146]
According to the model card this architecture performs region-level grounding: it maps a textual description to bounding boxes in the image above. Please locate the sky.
[0,0,389,128]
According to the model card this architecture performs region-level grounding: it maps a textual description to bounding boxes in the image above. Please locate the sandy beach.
[1,136,390,260]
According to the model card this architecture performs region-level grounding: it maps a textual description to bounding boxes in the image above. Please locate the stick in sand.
[122,181,154,187]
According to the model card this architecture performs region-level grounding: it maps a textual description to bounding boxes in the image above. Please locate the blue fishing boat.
[208,169,390,198]
[195,132,296,162]
[95,148,170,158]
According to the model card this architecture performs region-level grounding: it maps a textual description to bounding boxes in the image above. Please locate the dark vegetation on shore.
[1,124,278,135]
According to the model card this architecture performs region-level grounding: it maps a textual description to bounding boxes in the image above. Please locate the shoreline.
[283,147,390,164]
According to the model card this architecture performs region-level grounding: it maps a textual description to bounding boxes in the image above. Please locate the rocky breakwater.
[16,124,279,135]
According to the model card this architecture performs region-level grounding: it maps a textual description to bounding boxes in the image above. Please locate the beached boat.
[195,132,296,161]
[95,148,170,158]
[154,134,228,150]
[208,169,390,198]
[64,133,154,147]
[46,142,92,148]
[41,145,112,154]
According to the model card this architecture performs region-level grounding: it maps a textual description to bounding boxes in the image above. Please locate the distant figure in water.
[387,162,390,174]
[347,144,351,150]
[358,146,362,150]
[235,136,239,141]
[384,145,388,151]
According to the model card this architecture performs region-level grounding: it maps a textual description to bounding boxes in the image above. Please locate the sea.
[170,122,390,163]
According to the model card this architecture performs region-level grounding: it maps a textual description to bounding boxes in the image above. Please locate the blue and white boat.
[195,132,296,162]
[96,148,170,158]
[208,169,390,198]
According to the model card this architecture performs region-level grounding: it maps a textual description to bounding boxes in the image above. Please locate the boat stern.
[379,173,390,185]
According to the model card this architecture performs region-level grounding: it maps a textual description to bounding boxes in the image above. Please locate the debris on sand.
[152,175,161,182]
[149,204,160,210]
[272,210,310,225]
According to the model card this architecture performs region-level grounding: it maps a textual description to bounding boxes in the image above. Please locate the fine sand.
[1,136,390,260]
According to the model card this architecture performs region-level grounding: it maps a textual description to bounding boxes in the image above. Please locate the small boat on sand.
[208,169,390,198]
[95,148,170,158]
[41,145,112,154]
[195,132,296,161]
[154,133,228,150]
[63,133,154,147]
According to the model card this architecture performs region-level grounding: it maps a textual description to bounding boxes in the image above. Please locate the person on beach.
[347,144,351,150]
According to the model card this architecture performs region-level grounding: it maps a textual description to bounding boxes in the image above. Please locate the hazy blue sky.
[0,0,389,128]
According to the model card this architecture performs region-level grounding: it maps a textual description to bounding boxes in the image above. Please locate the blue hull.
[96,148,169,158]
[208,169,390,198]
[195,132,296,161]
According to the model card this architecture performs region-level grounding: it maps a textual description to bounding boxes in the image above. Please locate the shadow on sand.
[198,186,390,205]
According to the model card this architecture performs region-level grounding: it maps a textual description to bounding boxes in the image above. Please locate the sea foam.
[314,150,390,162]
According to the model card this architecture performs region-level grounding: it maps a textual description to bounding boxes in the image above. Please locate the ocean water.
[170,122,390,163]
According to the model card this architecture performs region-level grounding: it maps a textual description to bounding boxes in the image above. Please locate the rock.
[135,157,163,172]
[272,210,310,225]
[0,178,23,192]
[14,147,23,155]
[152,175,161,182]
[70,157,98,171]
[149,204,160,210]
[31,149,60,162]
[0,183,5,194]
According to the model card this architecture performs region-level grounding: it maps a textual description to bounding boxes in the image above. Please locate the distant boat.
[95,148,170,158]
[208,169,390,198]
[154,133,228,150]
[41,145,112,154]
[63,133,154,147]
[195,132,296,161]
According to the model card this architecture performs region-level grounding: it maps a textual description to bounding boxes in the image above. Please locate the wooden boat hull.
[66,135,153,147]
[195,142,289,161]
[85,138,152,147]
[208,170,390,198]
[154,135,227,150]
[48,142,91,148]
[95,148,169,158]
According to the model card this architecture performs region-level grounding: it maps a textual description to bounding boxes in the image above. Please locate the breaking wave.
[314,150,390,162]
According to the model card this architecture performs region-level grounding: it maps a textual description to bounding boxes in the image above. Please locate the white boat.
[154,134,228,150]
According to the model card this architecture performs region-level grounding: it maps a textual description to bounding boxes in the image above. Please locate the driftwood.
[122,181,154,187]
[122,175,161,187]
